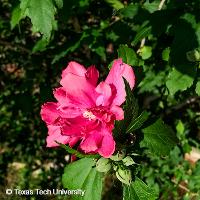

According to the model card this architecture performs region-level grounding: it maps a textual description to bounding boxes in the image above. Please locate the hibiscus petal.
[95,81,116,106]
[46,125,70,147]
[105,58,135,106]
[110,105,124,120]
[60,73,97,107]
[61,61,86,79]
[79,132,103,153]
[53,87,67,105]
[41,102,59,124]
[85,65,99,86]
[98,133,115,158]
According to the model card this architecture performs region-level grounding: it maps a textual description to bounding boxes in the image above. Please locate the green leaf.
[32,37,48,52]
[195,81,200,95]
[139,46,152,60]
[20,0,56,40]
[166,68,195,96]
[123,177,157,200]
[62,158,103,200]
[113,79,138,138]
[118,44,138,66]
[119,4,139,19]
[131,24,151,46]
[11,5,22,29]
[105,0,124,10]
[126,111,149,133]
[162,47,170,62]
[141,118,178,156]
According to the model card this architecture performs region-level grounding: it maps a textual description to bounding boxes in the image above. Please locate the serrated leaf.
[105,0,124,10]
[20,0,56,40]
[166,68,195,96]
[196,81,200,96]
[62,158,103,200]
[123,177,157,200]
[113,79,138,138]
[131,24,151,46]
[11,5,22,29]
[126,111,149,133]
[141,119,178,156]
[118,45,138,66]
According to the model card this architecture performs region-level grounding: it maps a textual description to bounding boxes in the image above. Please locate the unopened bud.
[110,150,126,161]
[122,156,135,166]
[96,158,111,173]
[186,49,200,62]
[116,168,132,185]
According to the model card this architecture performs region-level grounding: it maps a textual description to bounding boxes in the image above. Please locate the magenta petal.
[53,87,68,105]
[110,105,124,120]
[60,73,97,107]
[61,61,86,79]
[85,65,99,86]
[98,133,115,158]
[105,58,135,106]
[80,132,103,153]
[46,125,70,147]
[41,102,59,124]
[95,81,116,106]
[69,137,80,147]
[58,106,82,118]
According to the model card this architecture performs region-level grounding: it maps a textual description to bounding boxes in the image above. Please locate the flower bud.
[186,49,200,62]
[96,158,111,173]
[110,150,126,161]
[116,168,132,185]
[122,156,135,166]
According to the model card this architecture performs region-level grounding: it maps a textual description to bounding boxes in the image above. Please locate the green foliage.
[123,177,157,200]
[126,111,149,133]
[1,0,200,199]
[104,0,124,10]
[62,158,103,200]
[166,68,195,96]
[141,119,178,156]
[118,44,138,66]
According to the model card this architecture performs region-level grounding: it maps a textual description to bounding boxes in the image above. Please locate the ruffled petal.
[98,132,115,158]
[105,58,135,106]
[95,81,116,106]
[40,102,59,124]
[110,105,124,120]
[85,65,99,86]
[61,61,86,79]
[53,87,68,105]
[60,73,97,108]
[46,125,70,147]
[79,132,103,153]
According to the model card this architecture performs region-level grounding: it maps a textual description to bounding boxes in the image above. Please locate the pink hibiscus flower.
[41,58,135,158]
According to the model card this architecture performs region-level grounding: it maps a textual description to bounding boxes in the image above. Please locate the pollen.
[83,111,96,120]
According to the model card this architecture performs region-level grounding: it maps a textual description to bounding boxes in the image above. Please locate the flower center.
[83,110,96,120]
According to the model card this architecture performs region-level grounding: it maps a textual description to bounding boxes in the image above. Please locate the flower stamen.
[83,110,96,120]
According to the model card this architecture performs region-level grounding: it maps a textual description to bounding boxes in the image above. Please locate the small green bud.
[122,156,135,166]
[116,168,132,185]
[110,151,126,161]
[186,49,200,62]
[96,158,111,173]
